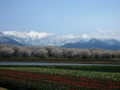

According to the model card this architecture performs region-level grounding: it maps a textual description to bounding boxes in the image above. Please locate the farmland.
[0,65,120,90]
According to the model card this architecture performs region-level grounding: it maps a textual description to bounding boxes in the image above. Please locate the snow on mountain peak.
[3,30,54,39]
[82,34,89,38]
[61,34,81,39]
[24,30,54,39]
[3,31,27,38]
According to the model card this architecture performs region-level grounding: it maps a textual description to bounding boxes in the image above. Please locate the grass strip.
[1,56,119,60]
[0,65,120,72]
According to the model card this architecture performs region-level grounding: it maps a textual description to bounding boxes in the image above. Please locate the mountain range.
[61,38,120,50]
[0,30,120,50]
[1,30,82,46]
[0,32,25,46]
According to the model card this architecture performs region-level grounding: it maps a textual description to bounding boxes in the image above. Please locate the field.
[0,65,120,90]
[0,56,120,64]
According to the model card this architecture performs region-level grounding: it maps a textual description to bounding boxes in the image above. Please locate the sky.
[0,0,120,39]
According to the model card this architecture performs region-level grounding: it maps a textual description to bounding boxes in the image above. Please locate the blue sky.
[0,0,120,37]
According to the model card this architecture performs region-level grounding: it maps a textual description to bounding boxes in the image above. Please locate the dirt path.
[0,87,10,90]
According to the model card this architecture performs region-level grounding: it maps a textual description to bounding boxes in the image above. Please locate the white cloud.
[82,34,89,38]
[97,28,113,34]
[118,29,120,33]
[89,28,120,40]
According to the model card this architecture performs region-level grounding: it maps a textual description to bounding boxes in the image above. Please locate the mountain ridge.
[0,32,25,46]
[61,38,120,50]
[1,30,120,50]
[2,30,83,46]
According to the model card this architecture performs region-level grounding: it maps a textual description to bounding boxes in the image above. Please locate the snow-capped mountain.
[61,38,120,50]
[2,30,83,46]
[3,30,53,40]
[1,30,120,50]
[0,32,25,46]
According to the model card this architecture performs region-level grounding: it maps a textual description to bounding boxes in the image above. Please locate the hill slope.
[61,38,120,50]
[0,33,25,46]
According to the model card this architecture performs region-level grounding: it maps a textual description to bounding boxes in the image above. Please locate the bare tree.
[89,48,99,53]
[0,44,4,49]
[66,48,76,57]
[37,47,48,57]
[91,50,103,58]
[77,49,91,58]
[116,50,120,58]
[61,48,68,57]
[45,46,54,57]
[31,46,40,57]
[109,50,117,58]
[102,50,112,58]
[0,43,119,59]
[51,47,63,57]
[0,47,14,57]
[10,45,20,56]
[19,46,31,57]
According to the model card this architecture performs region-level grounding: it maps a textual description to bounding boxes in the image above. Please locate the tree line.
[0,44,120,58]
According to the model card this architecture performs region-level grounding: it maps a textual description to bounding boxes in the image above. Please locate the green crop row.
[0,66,120,81]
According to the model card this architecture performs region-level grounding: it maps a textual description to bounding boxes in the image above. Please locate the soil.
[0,87,10,90]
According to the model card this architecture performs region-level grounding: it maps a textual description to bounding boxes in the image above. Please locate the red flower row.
[0,69,120,90]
